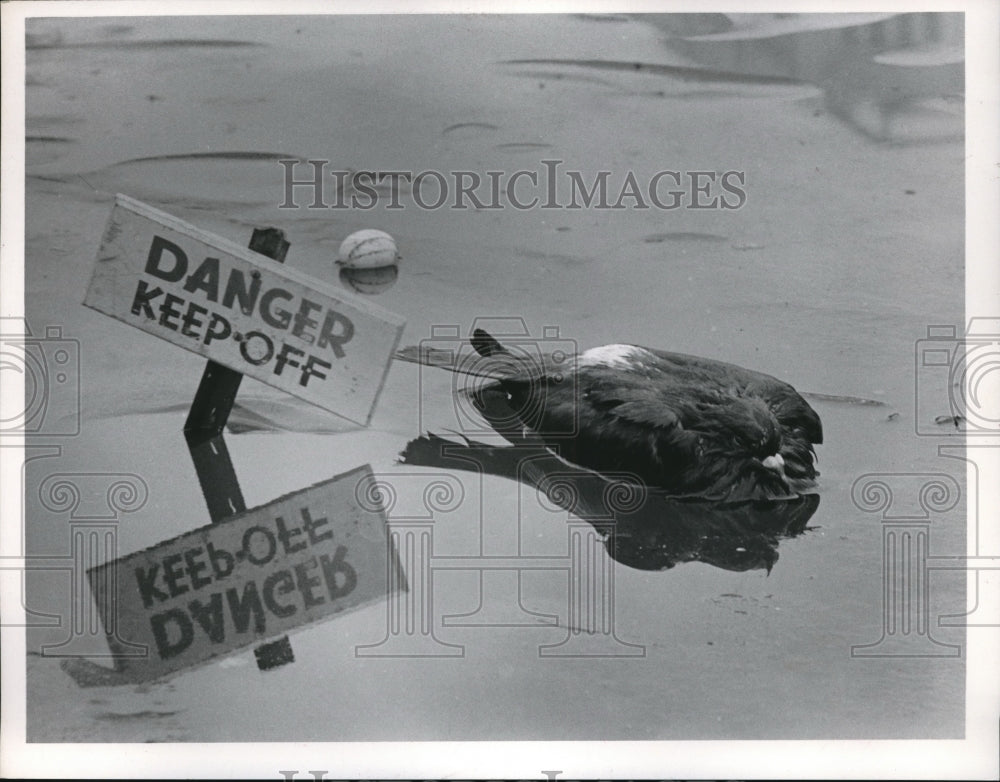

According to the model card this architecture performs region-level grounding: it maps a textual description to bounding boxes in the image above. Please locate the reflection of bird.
[400,430,820,573]
[466,329,823,502]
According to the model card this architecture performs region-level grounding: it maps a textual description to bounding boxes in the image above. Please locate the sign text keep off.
[84,195,405,425]
[88,465,404,681]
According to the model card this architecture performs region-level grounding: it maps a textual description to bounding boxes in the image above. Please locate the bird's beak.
[761,454,785,473]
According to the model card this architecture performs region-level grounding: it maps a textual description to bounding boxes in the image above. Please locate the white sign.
[84,195,406,425]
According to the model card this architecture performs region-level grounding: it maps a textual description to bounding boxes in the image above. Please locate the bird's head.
[696,397,790,493]
[720,398,782,457]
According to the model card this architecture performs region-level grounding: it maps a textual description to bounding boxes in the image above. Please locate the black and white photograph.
[1,2,997,778]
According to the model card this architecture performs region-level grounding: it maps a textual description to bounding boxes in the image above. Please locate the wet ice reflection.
[401,432,817,575]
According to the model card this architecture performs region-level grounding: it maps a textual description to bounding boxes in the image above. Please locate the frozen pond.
[12,9,978,765]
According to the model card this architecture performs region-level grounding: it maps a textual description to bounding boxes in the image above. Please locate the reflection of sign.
[88,465,403,681]
[84,195,405,425]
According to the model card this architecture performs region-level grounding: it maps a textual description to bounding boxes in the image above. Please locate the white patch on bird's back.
[578,344,647,369]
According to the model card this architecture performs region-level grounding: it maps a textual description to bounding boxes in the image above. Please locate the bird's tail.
[470,328,510,358]
[393,329,518,379]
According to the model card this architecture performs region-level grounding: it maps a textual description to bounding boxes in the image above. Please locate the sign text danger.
[134,235,353,389]
[88,465,403,681]
[84,195,405,425]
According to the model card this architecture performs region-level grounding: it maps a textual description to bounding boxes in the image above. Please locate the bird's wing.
[568,367,688,426]
[753,381,824,445]
[607,398,684,430]
[500,368,702,486]
[644,347,823,444]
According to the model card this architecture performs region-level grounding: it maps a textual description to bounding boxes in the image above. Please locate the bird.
[461,328,823,502]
